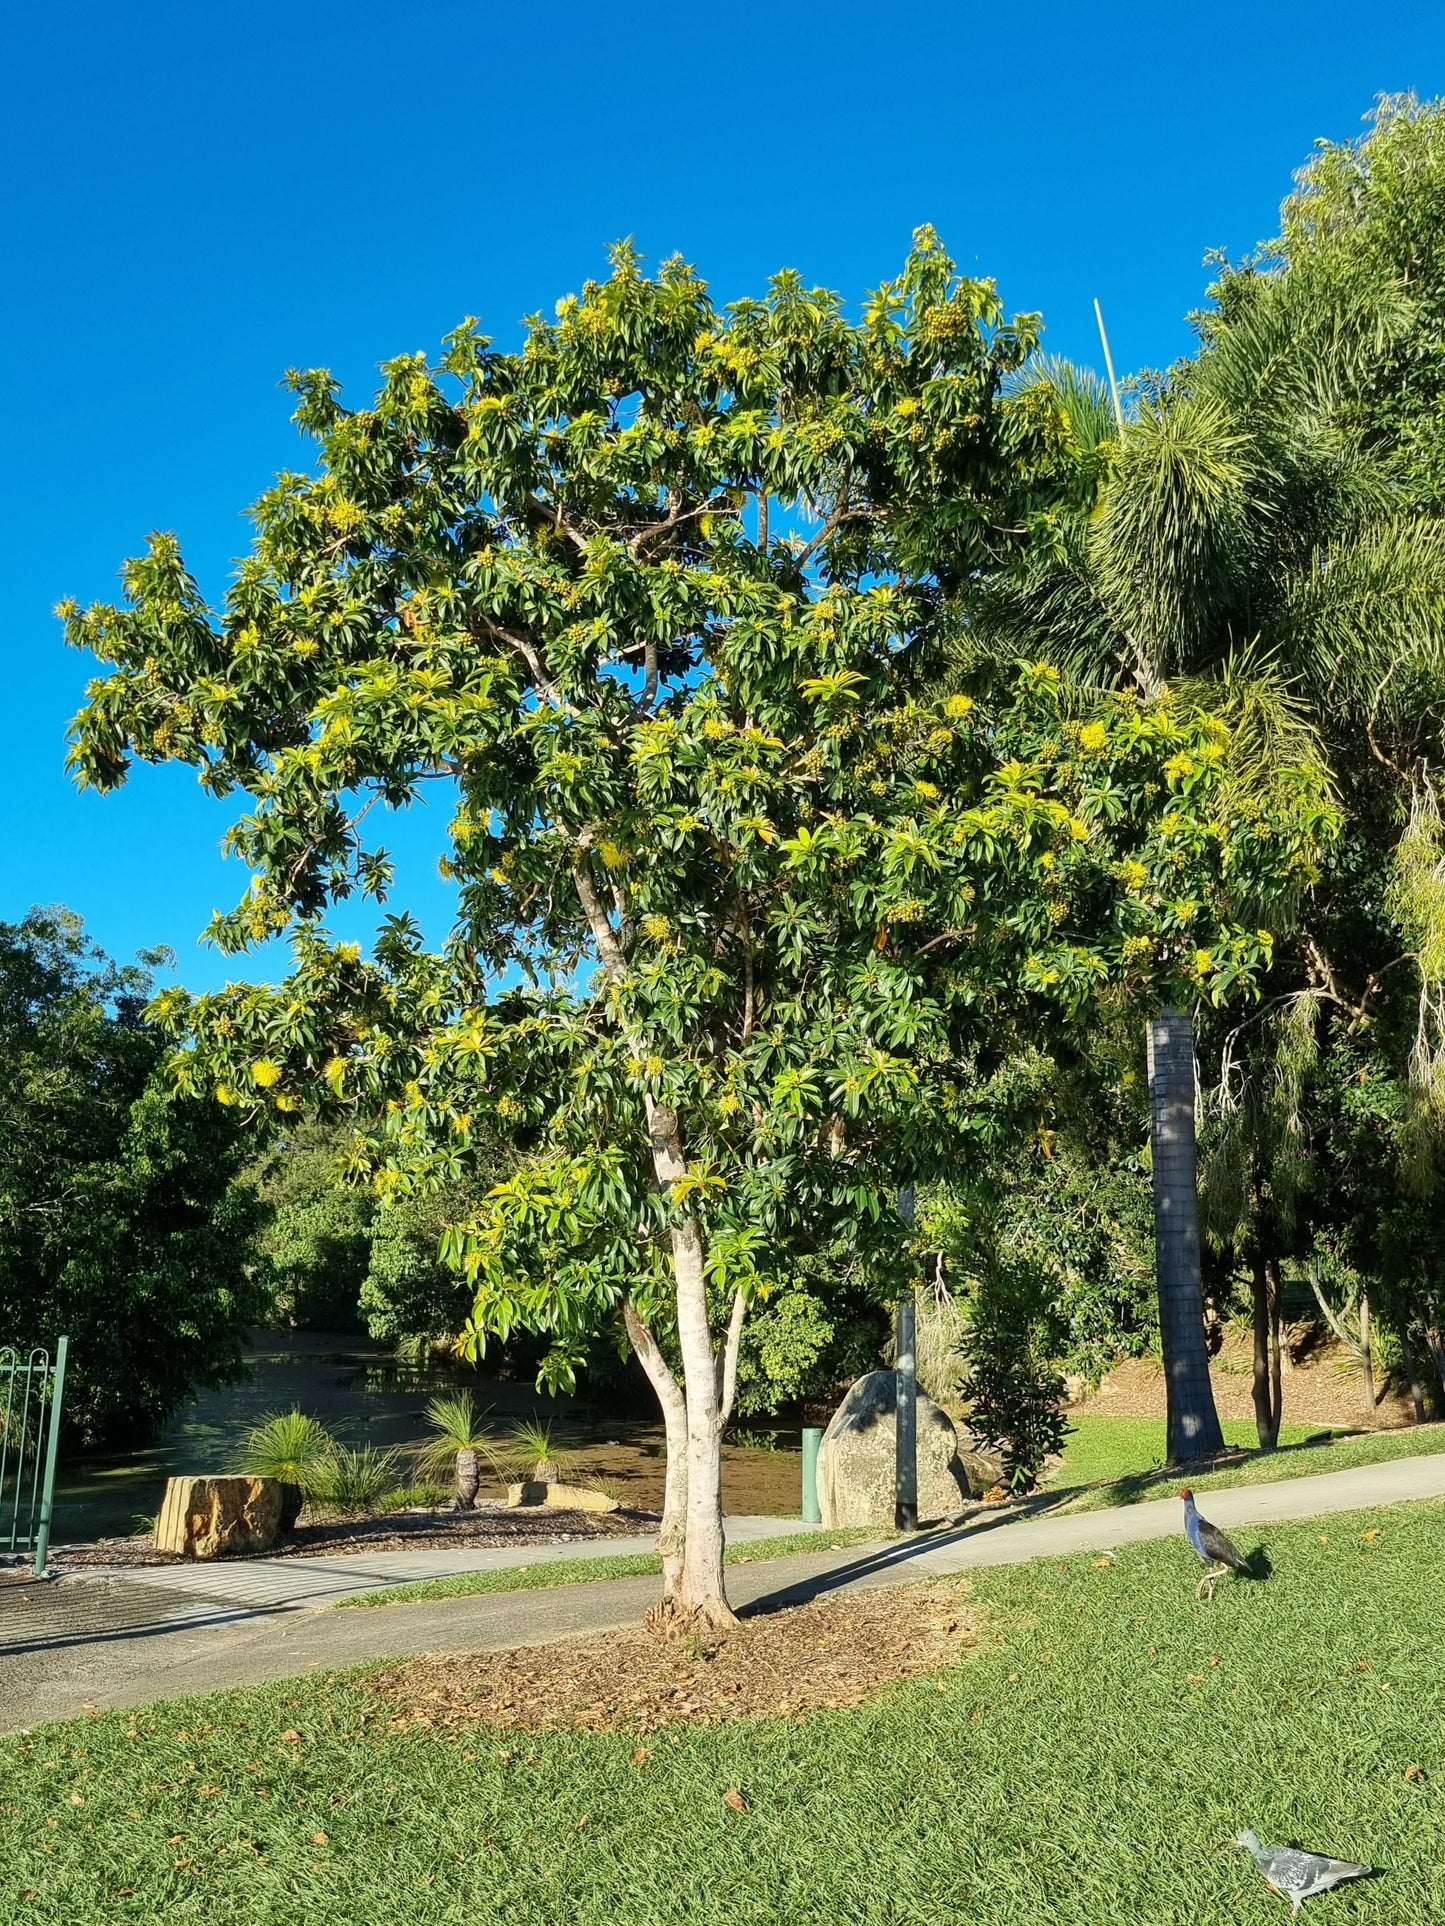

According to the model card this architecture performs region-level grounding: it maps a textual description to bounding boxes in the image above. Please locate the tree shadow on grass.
[1063,1430,1352,1512]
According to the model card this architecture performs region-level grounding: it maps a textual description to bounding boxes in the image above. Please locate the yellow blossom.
[1077,720,1108,753]
[943,694,974,721]
[250,1058,282,1088]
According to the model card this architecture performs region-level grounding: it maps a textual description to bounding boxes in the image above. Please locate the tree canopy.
[0,909,267,1445]
[64,231,1336,1621]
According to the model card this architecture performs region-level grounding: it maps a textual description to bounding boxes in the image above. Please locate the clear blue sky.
[4,0,1443,992]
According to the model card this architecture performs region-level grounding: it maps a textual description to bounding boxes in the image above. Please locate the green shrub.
[959,1264,1069,1492]
[376,1481,452,1514]
[307,1444,404,1514]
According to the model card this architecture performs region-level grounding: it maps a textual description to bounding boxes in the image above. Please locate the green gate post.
[801,1426,822,1523]
[32,1336,67,1578]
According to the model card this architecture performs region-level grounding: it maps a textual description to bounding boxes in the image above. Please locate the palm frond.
[1271,517,1445,712]
[1090,391,1269,675]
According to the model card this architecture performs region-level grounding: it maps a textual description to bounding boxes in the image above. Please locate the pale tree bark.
[571,856,746,1631]
[1358,1291,1377,1415]
[1307,1261,1385,1417]
[1148,1010,1226,1463]
[648,1101,738,1631]
[622,1299,688,1600]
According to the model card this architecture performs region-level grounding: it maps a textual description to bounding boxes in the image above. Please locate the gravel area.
[47,1503,662,1570]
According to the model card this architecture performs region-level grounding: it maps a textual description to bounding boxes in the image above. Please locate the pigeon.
[1237,1830,1372,1912]
[1180,1487,1255,1600]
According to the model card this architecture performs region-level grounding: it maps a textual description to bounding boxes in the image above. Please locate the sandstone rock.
[155,1476,283,1559]
[506,1480,620,1513]
[816,1371,969,1528]
[957,1436,1008,1498]
[544,1483,621,1514]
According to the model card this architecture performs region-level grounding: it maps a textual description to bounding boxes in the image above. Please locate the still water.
[52,1332,800,1543]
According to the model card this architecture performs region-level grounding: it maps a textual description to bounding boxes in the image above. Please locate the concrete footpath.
[3,1452,1442,1732]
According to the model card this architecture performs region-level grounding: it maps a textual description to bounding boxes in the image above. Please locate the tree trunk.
[1267,1258,1284,1445]
[453,1446,480,1512]
[672,1215,736,1630]
[646,1099,738,1633]
[1401,1335,1430,1426]
[1428,1327,1445,1405]
[623,1298,688,1600]
[1358,1291,1377,1414]
[1148,1010,1226,1463]
[1250,1253,1282,1451]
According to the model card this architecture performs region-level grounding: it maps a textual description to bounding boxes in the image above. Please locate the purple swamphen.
[1180,1486,1255,1600]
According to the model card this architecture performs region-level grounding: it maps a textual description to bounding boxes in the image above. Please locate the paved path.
[3,1454,1441,1732]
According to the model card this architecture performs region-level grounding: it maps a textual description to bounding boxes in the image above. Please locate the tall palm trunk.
[1148,1009,1226,1462]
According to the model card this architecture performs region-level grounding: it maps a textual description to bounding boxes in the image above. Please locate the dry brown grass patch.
[369,1579,978,1735]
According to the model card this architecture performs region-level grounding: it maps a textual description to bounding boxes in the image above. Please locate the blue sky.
[4,0,1443,993]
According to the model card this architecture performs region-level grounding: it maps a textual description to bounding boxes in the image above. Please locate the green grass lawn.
[337,1528,885,1609]
[1046,1413,1445,1510]
[4,1497,1441,1924]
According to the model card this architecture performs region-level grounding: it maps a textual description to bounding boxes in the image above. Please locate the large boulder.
[816,1371,970,1528]
[155,1476,283,1559]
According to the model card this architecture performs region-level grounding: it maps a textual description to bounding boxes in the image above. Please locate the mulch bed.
[48,1503,661,1569]
[369,1580,978,1735]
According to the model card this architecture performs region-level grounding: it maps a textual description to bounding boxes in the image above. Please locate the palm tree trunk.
[1148,1009,1226,1463]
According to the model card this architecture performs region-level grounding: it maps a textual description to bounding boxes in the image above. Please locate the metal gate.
[0,1338,68,1576]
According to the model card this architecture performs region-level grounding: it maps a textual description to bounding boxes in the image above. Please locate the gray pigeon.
[1237,1830,1372,1912]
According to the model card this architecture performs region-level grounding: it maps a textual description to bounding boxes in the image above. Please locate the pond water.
[53,1331,804,1543]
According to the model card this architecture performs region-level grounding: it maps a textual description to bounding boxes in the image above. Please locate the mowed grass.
[4,1500,1441,1925]
[1047,1412,1445,1510]
[337,1528,885,1609]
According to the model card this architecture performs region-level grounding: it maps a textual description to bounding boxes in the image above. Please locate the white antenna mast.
[1094,297,1125,432]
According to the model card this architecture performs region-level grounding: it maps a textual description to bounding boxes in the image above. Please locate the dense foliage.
[61,230,1332,1617]
[0,910,267,1445]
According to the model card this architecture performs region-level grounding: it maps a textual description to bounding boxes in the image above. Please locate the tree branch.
[474,613,561,707]
[570,854,628,981]
[717,1285,749,1429]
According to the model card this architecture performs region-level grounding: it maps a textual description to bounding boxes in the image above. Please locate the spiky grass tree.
[975,267,1445,1460]
[416,1390,493,1510]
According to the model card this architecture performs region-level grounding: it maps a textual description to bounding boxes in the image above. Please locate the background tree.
[64,235,1334,1626]
[0,909,268,1445]
[975,217,1445,1450]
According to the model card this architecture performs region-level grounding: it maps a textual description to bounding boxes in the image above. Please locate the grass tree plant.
[414,1390,493,1510]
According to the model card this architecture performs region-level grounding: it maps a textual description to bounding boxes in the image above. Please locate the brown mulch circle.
[52,1503,660,1569]
[369,1579,978,1736]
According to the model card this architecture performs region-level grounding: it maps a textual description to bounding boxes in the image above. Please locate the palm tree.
[975,268,1445,1460]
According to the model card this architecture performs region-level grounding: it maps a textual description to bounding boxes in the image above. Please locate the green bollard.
[801,1426,823,1523]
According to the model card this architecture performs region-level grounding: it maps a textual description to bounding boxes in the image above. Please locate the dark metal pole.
[896,1185,918,1531]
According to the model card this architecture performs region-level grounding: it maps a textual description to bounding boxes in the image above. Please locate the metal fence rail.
[0,1338,68,1576]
